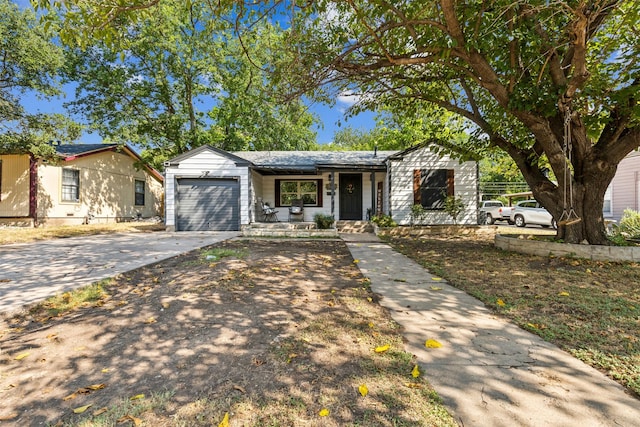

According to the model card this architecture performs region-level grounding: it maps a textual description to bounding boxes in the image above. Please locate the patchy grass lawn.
[383,233,640,397]
[0,240,456,426]
[0,222,165,245]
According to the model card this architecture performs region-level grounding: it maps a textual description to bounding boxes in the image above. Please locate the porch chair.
[261,200,279,222]
[288,198,304,222]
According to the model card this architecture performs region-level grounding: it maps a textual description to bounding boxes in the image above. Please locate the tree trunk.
[524,153,616,245]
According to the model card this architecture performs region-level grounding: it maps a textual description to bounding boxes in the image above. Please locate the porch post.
[29,155,38,226]
[330,171,335,217]
[370,172,375,220]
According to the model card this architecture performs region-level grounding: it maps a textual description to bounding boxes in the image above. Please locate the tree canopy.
[0,0,78,156]
[59,0,316,169]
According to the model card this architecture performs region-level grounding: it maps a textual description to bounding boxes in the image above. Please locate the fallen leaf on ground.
[233,384,246,393]
[101,368,110,373]
[430,286,442,291]
[73,404,93,414]
[0,413,18,421]
[405,382,423,389]
[117,414,142,425]
[93,407,108,416]
[143,317,156,324]
[218,412,229,427]
[358,383,368,397]
[129,394,145,400]
[374,344,390,353]
[411,364,420,378]
[319,408,330,417]
[14,352,30,360]
[558,291,570,296]
[87,384,106,391]
[425,339,442,348]
[63,392,77,401]
[431,277,442,281]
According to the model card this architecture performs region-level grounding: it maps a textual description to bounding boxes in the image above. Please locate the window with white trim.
[275,179,322,206]
[62,169,80,202]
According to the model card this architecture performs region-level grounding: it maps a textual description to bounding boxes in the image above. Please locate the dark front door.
[339,173,363,220]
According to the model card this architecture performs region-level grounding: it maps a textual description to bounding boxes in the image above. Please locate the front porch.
[241,220,374,237]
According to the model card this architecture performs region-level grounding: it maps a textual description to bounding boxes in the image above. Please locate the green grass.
[200,247,247,261]
[30,280,110,318]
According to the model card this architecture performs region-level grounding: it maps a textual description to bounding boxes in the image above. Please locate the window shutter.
[275,179,281,207]
[447,169,455,196]
[413,169,421,205]
[317,179,323,207]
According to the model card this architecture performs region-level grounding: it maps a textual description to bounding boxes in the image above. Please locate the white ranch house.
[163,144,478,231]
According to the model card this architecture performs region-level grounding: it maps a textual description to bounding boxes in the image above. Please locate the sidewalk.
[342,233,639,427]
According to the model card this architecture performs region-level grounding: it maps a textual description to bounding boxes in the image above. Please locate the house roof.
[55,143,119,157]
[54,143,164,182]
[165,145,251,166]
[232,150,399,173]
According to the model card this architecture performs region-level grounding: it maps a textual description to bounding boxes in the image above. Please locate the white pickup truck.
[478,200,514,225]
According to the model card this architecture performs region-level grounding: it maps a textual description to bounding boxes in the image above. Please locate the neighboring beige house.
[0,144,163,226]
[163,144,478,231]
[604,150,640,223]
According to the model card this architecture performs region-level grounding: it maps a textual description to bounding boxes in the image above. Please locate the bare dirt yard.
[0,239,454,427]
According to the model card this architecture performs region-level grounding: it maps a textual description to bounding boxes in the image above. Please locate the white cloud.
[337,91,362,107]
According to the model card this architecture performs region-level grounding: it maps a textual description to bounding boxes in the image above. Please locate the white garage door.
[176,178,240,231]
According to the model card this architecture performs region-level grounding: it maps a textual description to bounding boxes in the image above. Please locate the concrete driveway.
[0,231,238,314]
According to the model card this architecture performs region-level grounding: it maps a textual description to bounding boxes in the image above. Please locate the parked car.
[478,200,514,225]
[510,200,556,228]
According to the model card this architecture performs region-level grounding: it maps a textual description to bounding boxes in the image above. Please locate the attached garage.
[176,178,240,231]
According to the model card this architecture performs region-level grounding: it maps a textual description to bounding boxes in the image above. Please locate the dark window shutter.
[447,169,455,196]
[413,169,421,205]
[275,179,281,207]
[317,179,323,207]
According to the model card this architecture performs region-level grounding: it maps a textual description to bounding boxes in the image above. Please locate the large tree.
[0,0,77,155]
[282,0,639,245]
[59,0,316,169]
[35,1,639,244]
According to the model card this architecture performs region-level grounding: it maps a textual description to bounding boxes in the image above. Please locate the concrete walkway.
[342,233,640,427]
[0,231,238,314]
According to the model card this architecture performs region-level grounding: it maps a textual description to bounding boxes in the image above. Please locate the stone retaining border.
[495,234,640,262]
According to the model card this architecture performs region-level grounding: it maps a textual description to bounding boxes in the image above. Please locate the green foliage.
[313,213,335,229]
[0,0,73,155]
[443,195,465,225]
[371,214,397,228]
[617,210,640,239]
[409,204,427,226]
[59,0,317,169]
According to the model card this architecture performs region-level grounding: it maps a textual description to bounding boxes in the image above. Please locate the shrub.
[371,214,397,227]
[409,204,427,225]
[618,209,640,239]
[314,213,335,229]
[444,195,465,224]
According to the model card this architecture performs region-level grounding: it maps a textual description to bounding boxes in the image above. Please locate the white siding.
[609,151,640,222]
[165,149,250,230]
[388,146,478,225]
